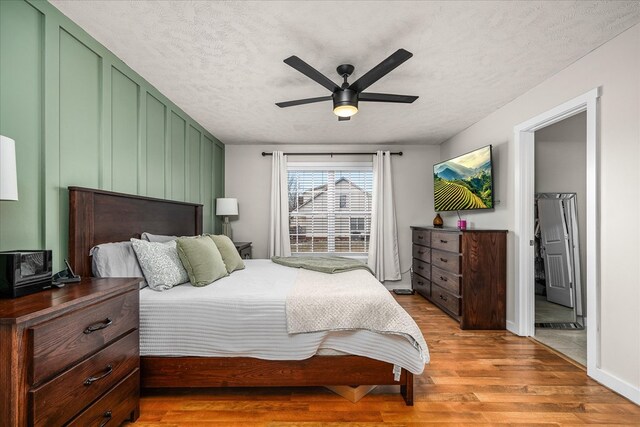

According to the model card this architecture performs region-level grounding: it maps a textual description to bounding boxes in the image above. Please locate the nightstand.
[0,277,141,426]
[234,242,252,259]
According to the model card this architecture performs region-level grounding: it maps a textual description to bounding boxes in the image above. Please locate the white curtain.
[268,151,291,257]
[368,151,401,281]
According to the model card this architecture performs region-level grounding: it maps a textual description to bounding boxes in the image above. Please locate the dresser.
[0,278,140,427]
[411,226,507,329]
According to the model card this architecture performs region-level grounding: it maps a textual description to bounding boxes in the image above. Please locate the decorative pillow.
[176,236,228,286]
[130,239,189,291]
[141,232,177,243]
[90,241,147,289]
[208,234,245,273]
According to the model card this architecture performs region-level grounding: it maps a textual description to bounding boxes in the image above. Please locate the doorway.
[532,112,587,365]
[513,88,600,378]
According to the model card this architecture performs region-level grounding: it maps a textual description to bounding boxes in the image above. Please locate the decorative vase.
[433,213,444,228]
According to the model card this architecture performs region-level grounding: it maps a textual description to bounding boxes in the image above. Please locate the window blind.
[288,163,373,255]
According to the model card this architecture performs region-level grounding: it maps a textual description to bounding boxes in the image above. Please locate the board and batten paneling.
[188,126,201,203]
[0,0,44,250]
[0,0,224,269]
[202,136,214,232]
[170,113,186,201]
[145,93,166,199]
[111,67,139,195]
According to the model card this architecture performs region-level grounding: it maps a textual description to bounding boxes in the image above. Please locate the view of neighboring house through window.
[288,162,373,255]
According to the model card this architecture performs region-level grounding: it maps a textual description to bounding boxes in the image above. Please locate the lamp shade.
[216,198,238,216]
[0,135,18,201]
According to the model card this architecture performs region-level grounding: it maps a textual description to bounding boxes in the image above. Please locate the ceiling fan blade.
[284,56,340,93]
[276,96,332,108]
[348,49,413,93]
[338,116,350,121]
[359,93,418,103]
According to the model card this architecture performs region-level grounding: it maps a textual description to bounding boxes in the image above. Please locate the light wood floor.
[133,294,640,426]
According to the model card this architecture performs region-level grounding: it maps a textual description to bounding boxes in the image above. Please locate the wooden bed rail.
[141,355,413,405]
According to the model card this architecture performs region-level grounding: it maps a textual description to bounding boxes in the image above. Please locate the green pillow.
[176,236,228,286]
[208,234,245,273]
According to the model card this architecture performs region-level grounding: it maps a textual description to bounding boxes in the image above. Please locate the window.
[288,163,373,255]
[350,217,365,231]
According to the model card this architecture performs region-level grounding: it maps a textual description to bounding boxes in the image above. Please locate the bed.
[68,186,425,405]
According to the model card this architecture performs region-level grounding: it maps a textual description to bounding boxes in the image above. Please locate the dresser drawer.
[431,249,461,274]
[412,229,430,246]
[432,284,461,316]
[29,330,138,426]
[30,290,138,385]
[66,368,139,427]
[432,265,461,295]
[412,258,430,280]
[412,273,430,297]
[431,231,460,253]
[412,245,431,263]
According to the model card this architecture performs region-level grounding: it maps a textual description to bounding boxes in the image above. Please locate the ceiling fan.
[276,48,418,121]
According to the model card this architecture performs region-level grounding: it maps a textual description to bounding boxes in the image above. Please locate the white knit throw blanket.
[285,269,428,360]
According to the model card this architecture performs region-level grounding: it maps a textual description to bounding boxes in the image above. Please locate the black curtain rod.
[261,151,403,157]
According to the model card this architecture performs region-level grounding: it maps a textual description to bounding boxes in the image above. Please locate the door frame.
[513,88,599,371]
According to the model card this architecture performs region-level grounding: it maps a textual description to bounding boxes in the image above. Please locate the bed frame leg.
[400,371,414,406]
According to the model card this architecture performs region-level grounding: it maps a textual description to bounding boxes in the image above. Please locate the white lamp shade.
[216,198,238,216]
[0,135,18,201]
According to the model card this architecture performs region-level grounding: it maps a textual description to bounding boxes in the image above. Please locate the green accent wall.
[0,0,225,269]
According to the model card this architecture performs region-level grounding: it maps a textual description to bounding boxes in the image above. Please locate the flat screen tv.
[433,145,493,211]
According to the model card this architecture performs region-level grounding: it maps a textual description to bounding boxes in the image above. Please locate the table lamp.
[0,135,18,201]
[216,198,238,239]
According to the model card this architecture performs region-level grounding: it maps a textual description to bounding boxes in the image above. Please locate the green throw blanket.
[271,256,373,275]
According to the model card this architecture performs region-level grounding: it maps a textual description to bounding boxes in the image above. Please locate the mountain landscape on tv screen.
[434,146,493,211]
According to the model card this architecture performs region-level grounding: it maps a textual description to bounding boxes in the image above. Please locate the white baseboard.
[384,283,410,291]
[383,274,411,290]
[506,320,519,335]
[589,366,640,405]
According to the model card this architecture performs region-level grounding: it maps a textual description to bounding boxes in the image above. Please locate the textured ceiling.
[50,1,640,145]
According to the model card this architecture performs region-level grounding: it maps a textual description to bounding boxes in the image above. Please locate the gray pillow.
[131,239,189,291]
[141,232,177,243]
[90,241,147,289]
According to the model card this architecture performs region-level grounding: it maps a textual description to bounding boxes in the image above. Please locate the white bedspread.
[139,259,429,374]
[287,268,428,356]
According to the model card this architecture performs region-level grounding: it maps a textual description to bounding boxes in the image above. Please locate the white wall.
[535,112,587,315]
[440,25,640,393]
[225,144,440,288]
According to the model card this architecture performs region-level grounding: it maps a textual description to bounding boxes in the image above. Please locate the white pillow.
[130,239,189,291]
[90,241,147,289]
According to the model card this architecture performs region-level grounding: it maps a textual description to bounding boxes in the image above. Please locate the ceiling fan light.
[332,89,358,117]
[333,104,358,117]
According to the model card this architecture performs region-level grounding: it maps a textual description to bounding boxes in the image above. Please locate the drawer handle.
[439,294,448,302]
[417,281,423,286]
[418,235,424,239]
[418,265,424,270]
[440,276,448,282]
[440,258,448,263]
[99,411,112,427]
[440,239,448,243]
[84,318,113,334]
[417,250,426,255]
[84,364,113,386]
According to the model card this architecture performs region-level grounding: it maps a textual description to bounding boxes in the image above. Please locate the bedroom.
[0,0,639,425]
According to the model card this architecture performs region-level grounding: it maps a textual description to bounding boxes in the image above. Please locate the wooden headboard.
[68,186,203,277]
